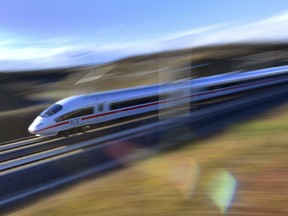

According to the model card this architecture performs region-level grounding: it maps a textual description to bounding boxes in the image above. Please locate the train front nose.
[28,116,44,135]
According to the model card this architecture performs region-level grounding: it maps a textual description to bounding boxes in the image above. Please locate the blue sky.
[1,0,288,70]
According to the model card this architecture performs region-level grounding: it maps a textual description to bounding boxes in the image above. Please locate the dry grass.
[10,102,288,216]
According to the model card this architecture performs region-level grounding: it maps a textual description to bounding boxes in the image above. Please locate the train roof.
[54,81,189,105]
[192,65,288,87]
[85,81,191,102]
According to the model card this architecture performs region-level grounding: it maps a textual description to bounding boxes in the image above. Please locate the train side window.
[55,107,94,122]
[209,85,219,91]
[111,95,159,110]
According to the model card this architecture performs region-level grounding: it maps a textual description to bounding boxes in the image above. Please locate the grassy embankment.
[12,101,288,216]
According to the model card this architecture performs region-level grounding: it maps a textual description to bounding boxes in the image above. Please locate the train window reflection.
[40,104,63,117]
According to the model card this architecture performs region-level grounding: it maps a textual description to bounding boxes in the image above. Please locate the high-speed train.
[28,65,288,136]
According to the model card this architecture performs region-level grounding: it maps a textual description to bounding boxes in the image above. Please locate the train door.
[96,98,106,123]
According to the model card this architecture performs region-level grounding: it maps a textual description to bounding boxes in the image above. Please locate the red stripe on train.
[33,121,70,133]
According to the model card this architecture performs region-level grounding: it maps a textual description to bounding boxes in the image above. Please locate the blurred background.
[1,0,288,215]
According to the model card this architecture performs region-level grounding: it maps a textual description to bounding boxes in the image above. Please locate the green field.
[11,102,288,216]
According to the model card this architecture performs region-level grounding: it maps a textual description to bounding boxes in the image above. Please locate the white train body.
[28,65,288,136]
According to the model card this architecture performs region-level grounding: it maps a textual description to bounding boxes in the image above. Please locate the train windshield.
[40,104,63,117]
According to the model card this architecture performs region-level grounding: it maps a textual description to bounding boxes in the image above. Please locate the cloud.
[0,39,16,46]
[262,10,288,24]
[2,10,288,70]
[189,10,288,45]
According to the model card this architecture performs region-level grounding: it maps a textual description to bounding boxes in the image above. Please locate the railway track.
[0,91,253,168]
[0,84,287,175]
[0,110,172,178]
